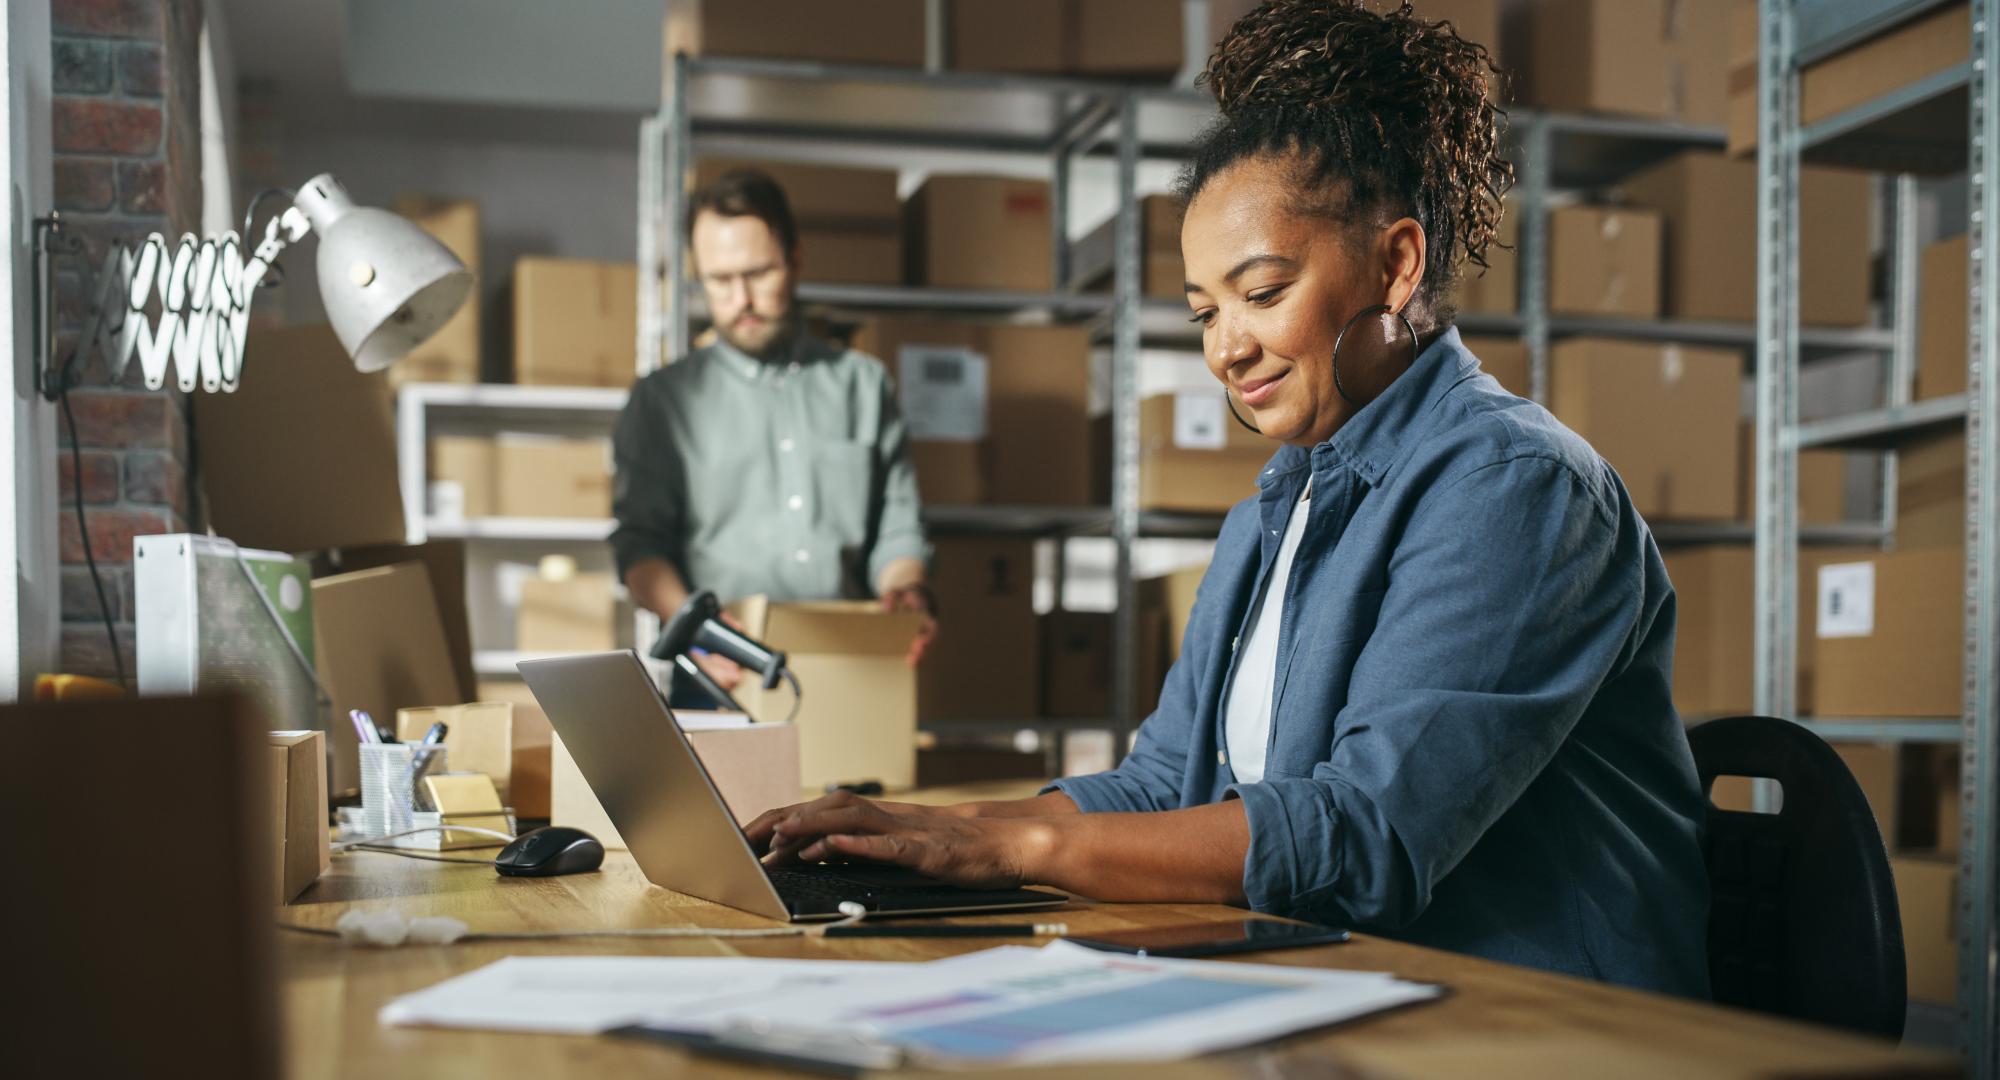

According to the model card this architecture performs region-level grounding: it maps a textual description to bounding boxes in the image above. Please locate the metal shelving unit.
[1755,0,1998,1066]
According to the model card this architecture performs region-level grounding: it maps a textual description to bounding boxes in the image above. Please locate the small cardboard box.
[954,0,1184,78]
[1512,0,1728,122]
[855,318,1094,505]
[1616,151,1872,327]
[511,257,637,387]
[1811,546,1964,717]
[1549,338,1741,521]
[269,731,330,904]
[312,562,463,797]
[1548,205,1662,319]
[1734,420,1846,525]
[429,436,497,520]
[732,598,927,790]
[551,714,804,847]
[694,158,903,286]
[1919,235,1968,401]
[1893,854,1961,1005]
[1727,1,1968,157]
[1457,202,1517,315]
[1042,610,1111,718]
[317,540,479,704]
[1127,392,1274,513]
[389,194,481,385]
[517,572,619,653]
[1076,194,1187,300]
[921,537,1040,723]
[904,176,1053,293]
[396,702,515,804]
[666,0,927,67]
[496,437,612,519]
[1896,431,1966,552]
[1463,335,1529,399]
[475,680,553,819]
[193,323,406,554]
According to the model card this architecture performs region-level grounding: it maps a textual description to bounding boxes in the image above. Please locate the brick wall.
[50,0,203,679]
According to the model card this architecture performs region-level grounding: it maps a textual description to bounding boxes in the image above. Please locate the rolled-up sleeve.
[609,384,688,584]
[1232,455,1636,928]
[866,375,929,587]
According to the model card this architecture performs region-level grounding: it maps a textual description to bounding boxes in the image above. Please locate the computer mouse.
[494,826,604,877]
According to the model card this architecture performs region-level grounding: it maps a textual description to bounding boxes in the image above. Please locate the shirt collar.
[707,330,825,382]
[1256,325,1477,489]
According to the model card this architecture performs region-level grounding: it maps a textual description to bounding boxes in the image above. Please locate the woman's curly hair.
[1178,0,1513,328]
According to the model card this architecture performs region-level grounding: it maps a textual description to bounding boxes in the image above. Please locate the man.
[612,169,934,695]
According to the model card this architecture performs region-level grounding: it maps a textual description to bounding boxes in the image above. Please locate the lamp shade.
[293,173,473,374]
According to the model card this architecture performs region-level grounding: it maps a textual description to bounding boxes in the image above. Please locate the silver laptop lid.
[516,651,792,921]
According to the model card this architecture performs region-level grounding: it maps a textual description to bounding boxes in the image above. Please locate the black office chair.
[1688,715,1906,1038]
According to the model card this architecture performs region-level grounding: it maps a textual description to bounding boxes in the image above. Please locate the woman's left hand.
[761,791,1054,891]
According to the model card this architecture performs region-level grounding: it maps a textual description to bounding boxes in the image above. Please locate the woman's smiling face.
[1181,154,1428,447]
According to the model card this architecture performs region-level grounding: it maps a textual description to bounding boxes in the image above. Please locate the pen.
[403,723,451,810]
[350,709,380,745]
[819,922,1068,939]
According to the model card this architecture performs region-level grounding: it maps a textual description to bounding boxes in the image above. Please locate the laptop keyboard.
[764,866,942,902]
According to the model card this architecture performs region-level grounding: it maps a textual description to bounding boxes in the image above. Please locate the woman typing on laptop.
[749,0,1710,998]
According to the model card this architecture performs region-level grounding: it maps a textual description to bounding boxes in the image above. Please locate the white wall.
[5,0,58,698]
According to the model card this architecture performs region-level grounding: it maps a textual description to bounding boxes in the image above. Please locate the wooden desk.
[281,820,1959,1080]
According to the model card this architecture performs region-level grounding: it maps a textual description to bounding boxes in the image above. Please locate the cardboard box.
[1133,561,1205,720]
[395,702,515,803]
[1919,234,1968,400]
[854,318,1094,505]
[1549,338,1741,521]
[1465,335,1530,398]
[1896,431,1965,551]
[192,323,406,553]
[497,437,613,519]
[1666,0,1735,127]
[910,440,988,505]
[511,257,637,387]
[1128,392,1274,513]
[1727,1,1969,157]
[1899,744,1962,854]
[517,572,619,653]
[312,562,463,797]
[389,194,481,385]
[1042,610,1111,718]
[921,537,1040,722]
[1811,546,1964,717]
[475,679,553,819]
[666,0,927,68]
[1458,203,1518,315]
[732,598,927,789]
[904,176,1053,292]
[1076,194,1186,300]
[1734,420,1846,525]
[268,731,330,904]
[551,716,803,846]
[1514,0,1729,121]
[954,0,1184,78]
[429,436,496,520]
[1664,546,1754,718]
[1549,205,1662,318]
[1893,854,1961,1005]
[694,158,903,286]
[1616,152,1872,327]
[314,540,478,704]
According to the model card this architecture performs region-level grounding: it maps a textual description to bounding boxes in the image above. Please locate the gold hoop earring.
[1329,304,1422,406]
[1224,386,1261,434]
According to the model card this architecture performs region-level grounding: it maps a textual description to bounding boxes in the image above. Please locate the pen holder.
[359,742,448,840]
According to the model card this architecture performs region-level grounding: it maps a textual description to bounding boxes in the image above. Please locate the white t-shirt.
[1224,482,1312,784]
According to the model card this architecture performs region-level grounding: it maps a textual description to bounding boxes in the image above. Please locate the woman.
[747,0,1710,997]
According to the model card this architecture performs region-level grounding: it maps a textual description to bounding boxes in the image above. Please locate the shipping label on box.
[1172,392,1228,450]
[1816,561,1876,639]
[899,346,988,441]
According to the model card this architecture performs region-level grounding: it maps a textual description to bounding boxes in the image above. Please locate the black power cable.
[55,371,126,689]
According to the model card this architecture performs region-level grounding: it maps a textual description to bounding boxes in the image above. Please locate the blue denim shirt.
[1052,328,1711,998]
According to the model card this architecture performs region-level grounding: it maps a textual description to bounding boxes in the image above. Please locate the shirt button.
[794,549,811,563]
[787,495,803,511]
[787,361,801,375]
[779,438,795,453]
[1217,750,1228,765]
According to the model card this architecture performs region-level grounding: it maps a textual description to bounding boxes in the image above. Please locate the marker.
[819,923,1067,939]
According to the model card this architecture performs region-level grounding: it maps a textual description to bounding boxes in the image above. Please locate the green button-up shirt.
[611,333,928,604]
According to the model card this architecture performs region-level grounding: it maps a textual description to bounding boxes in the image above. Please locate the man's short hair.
[686,168,799,255]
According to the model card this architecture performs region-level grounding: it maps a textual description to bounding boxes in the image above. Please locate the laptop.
[518,650,1069,921]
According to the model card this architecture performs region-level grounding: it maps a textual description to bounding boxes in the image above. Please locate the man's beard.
[718,306,800,361]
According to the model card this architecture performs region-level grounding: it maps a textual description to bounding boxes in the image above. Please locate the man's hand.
[880,583,938,667]
[747,790,1053,892]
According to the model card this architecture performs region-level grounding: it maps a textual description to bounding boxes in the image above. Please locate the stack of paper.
[383,942,1440,1068]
